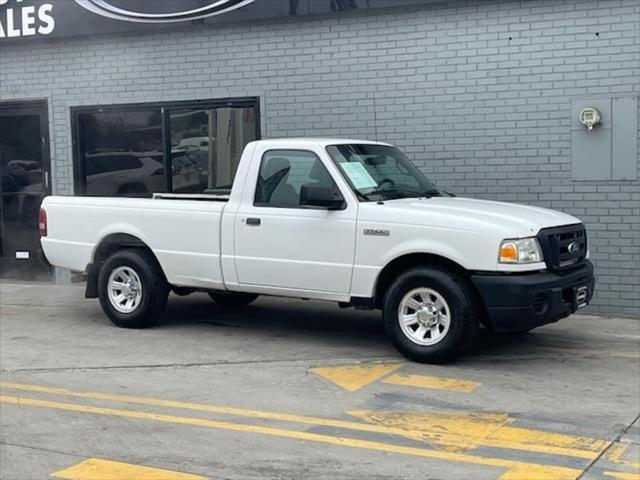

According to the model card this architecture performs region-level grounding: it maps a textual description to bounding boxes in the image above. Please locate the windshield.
[326,144,439,201]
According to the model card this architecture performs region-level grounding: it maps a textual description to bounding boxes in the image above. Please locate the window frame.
[71,97,261,195]
[253,149,340,209]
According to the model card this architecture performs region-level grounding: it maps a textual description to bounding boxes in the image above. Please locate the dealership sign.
[1,0,432,42]
[0,0,54,38]
[73,0,256,23]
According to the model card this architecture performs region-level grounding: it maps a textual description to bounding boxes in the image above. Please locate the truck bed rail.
[152,193,229,202]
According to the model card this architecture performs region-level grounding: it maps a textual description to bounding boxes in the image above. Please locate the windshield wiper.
[360,189,406,201]
[422,189,443,198]
[361,188,443,201]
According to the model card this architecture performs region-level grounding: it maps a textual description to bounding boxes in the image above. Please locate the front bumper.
[471,260,595,333]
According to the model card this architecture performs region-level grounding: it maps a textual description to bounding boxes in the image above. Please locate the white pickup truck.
[40,138,594,363]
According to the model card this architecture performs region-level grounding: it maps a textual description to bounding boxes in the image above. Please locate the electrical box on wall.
[571,97,638,181]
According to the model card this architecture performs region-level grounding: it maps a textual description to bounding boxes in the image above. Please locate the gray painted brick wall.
[1,0,638,316]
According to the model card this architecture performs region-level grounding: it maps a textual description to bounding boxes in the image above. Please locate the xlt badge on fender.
[364,228,390,237]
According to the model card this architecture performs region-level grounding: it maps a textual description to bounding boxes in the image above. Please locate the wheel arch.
[373,253,489,324]
[85,233,163,298]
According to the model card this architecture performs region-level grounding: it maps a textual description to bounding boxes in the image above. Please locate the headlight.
[499,237,543,264]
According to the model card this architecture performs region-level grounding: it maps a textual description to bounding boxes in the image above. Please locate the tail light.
[39,208,47,237]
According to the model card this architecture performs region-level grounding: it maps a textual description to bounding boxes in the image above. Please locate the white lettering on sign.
[22,6,36,36]
[0,1,55,39]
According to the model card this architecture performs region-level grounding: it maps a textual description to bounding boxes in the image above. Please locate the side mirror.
[300,184,345,210]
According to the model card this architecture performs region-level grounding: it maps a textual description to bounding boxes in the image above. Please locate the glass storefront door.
[0,101,52,281]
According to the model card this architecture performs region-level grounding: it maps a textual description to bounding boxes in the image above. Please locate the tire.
[208,291,259,308]
[383,266,477,364]
[97,249,169,328]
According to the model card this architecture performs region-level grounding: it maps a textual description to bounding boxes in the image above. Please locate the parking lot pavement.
[1,282,639,480]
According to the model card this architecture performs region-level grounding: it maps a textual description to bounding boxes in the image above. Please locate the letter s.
[38,4,55,35]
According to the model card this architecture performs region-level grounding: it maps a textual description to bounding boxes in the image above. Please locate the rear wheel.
[98,249,169,328]
[383,266,477,363]
[208,291,258,308]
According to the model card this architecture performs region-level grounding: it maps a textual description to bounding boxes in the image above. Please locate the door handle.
[246,217,261,226]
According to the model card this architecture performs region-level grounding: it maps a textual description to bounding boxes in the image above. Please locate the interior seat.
[261,157,298,205]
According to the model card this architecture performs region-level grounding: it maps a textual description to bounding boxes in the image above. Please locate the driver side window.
[255,150,336,208]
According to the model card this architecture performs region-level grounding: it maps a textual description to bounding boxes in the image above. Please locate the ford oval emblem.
[567,241,581,255]
[74,0,256,23]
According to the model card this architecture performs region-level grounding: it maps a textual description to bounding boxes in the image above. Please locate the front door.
[233,149,357,295]
[0,101,52,281]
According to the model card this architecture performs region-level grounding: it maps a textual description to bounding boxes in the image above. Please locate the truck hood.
[363,196,581,236]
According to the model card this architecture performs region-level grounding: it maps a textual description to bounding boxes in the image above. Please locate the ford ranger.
[40,138,595,363]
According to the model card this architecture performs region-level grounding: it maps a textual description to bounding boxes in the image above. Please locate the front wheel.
[383,267,477,363]
[97,249,169,328]
[208,291,259,308]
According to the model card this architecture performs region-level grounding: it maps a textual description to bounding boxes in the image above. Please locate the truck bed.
[41,195,226,289]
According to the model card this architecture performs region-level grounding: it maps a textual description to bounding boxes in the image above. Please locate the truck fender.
[85,226,160,298]
[379,239,470,272]
[369,241,471,306]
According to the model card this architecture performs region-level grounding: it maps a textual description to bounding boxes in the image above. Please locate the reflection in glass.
[169,106,258,194]
[330,0,359,11]
[0,115,44,194]
[0,112,50,280]
[79,109,164,196]
[76,104,259,197]
[288,0,359,14]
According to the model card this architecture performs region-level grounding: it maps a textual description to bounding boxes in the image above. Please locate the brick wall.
[1,0,638,316]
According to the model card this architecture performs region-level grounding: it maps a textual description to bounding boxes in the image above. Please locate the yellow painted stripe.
[604,443,640,469]
[604,471,640,480]
[0,381,605,460]
[606,443,631,462]
[382,373,480,393]
[487,424,609,460]
[499,466,576,480]
[349,410,609,460]
[0,394,580,480]
[0,380,409,434]
[51,458,206,480]
[311,363,403,392]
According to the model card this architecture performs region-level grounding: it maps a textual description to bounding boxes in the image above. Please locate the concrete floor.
[1,282,639,480]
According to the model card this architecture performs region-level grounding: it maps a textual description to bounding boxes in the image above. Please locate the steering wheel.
[378,178,396,190]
